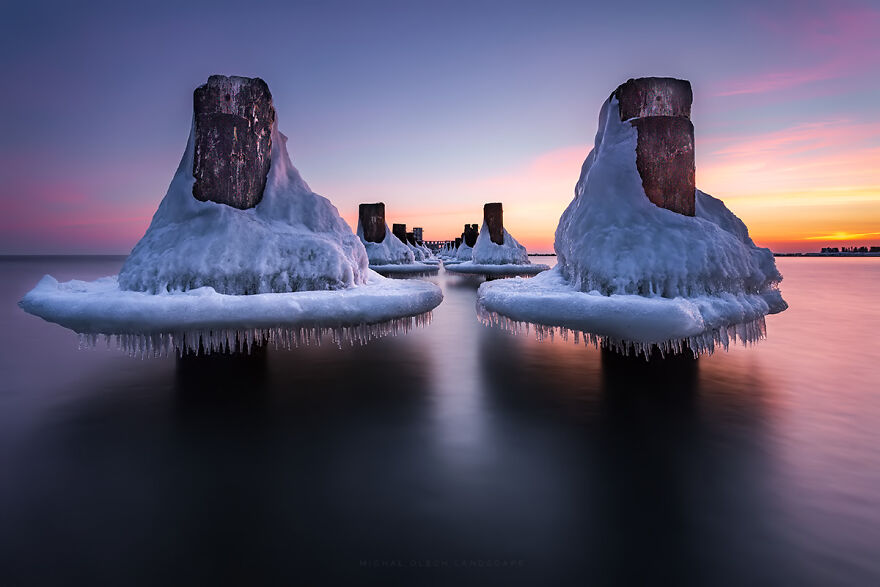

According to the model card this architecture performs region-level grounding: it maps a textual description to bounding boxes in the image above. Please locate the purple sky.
[1,0,878,253]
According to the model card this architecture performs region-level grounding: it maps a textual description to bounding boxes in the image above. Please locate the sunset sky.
[1,0,878,254]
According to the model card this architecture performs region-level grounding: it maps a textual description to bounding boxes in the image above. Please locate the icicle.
[476,306,767,359]
[69,310,435,358]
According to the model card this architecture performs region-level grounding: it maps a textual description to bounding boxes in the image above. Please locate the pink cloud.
[713,65,840,97]
[705,120,880,159]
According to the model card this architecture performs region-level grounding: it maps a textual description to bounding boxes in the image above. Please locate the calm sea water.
[1,256,878,585]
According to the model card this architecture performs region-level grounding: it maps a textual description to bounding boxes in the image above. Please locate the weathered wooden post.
[463,224,479,247]
[483,203,503,245]
[392,223,408,244]
[192,75,275,209]
[454,237,462,248]
[613,77,695,216]
[359,203,386,243]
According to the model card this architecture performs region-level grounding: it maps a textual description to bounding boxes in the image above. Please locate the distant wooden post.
[359,203,386,243]
[463,224,478,247]
[392,223,408,244]
[484,203,504,245]
[613,77,695,216]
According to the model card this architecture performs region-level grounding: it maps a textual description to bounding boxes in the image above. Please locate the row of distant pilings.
[359,202,506,251]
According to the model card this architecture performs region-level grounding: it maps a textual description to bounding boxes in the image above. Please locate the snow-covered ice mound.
[121,122,368,295]
[356,220,439,277]
[408,241,439,264]
[357,220,414,265]
[477,97,786,357]
[446,220,550,277]
[20,95,442,355]
[442,242,472,265]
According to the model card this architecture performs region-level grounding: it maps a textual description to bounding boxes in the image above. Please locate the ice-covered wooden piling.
[484,203,504,245]
[454,237,462,248]
[392,223,407,244]
[359,203,386,243]
[192,75,275,209]
[463,224,479,247]
[613,77,695,216]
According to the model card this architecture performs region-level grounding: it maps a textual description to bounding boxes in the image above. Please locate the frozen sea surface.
[1,255,879,586]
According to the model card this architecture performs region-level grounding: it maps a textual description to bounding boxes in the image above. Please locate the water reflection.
[473,320,809,585]
[2,257,879,585]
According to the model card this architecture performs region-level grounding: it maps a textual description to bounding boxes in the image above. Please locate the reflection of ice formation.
[446,220,550,277]
[21,82,442,355]
[477,96,786,357]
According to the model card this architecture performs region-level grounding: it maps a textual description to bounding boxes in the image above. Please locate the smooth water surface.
[1,256,878,585]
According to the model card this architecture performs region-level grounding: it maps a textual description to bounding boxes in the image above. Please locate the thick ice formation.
[454,243,473,261]
[477,97,786,357]
[21,272,440,357]
[20,80,443,354]
[356,222,438,276]
[407,241,437,263]
[446,222,549,276]
[471,221,530,265]
[555,98,781,299]
[357,221,415,265]
[120,121,368,294]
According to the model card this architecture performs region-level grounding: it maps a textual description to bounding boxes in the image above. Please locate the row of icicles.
[73,304,768,360]
[77,311,434,359]
[475,305,767,359]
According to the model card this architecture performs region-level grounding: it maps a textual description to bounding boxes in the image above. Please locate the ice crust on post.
[119,119,370,295]
[356,211,438,275]
[446,221,549,277]
[357,220,415,265]
[20,76,443,355]
[477,94,787,357]
[472,222,529,265]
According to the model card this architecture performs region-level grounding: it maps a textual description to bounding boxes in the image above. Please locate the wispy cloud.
[804,231,880,241]
[698,118,880,199]
[714,66,839,97]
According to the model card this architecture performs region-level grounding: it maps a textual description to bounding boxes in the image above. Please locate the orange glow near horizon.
[334,116,880,254]
[696,118,880,253]
[6,117,878,256]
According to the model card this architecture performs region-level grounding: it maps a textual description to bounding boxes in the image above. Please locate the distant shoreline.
[774,253,880,257]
